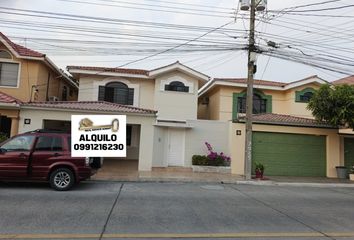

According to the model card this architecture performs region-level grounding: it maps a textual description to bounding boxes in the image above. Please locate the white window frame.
[0,49,13,60]
[0,50,21,88]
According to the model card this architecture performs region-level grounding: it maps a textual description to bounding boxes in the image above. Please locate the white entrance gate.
[167,128,185,166]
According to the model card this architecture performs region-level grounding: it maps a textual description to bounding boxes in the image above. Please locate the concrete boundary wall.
[184,120,230,167]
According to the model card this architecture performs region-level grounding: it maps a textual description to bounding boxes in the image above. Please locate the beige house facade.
[199,75,354,178]
[14,62,229,172]
[0,32,78,137]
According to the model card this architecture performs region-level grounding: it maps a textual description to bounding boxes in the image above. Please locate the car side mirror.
[0,148,7,153]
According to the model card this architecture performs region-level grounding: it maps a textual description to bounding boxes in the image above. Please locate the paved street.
[0,181,353,240]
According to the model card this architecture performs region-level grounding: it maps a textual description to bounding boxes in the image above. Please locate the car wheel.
[49,168,75,191]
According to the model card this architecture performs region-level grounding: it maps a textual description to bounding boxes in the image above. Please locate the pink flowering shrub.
[192,142,231,166]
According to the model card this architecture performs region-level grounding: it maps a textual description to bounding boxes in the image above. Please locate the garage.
[19,102,157,174]
[252,132,326,177]
[344,138,354,171]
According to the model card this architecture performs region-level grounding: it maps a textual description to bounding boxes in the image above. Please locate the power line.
[277,12,354,18]
[274,0,343,11]
[56,0,233,15]
[118,21,235,68]
[275,4,354,13]
[93,0,234,11]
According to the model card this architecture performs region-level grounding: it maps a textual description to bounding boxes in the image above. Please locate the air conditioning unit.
[49,96,59,101]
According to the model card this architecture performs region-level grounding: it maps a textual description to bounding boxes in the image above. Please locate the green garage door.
[344,138,354,172]
[252,132,326,177]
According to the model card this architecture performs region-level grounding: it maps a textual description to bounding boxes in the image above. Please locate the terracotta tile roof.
[67,66,149,76]
[0,91,22,104]
[21,101,157,115]
[214,78,286,87]
[0,32,45,58]
[236,113,335,128]
[332,75,354,86]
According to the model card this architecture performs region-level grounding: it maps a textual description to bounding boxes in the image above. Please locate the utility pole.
[244,0,256,180]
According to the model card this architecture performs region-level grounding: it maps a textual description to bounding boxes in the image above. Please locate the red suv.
[0,130,102,191]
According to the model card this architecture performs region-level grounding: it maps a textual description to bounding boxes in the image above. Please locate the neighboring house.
[19,62,230,172]
[332,75,354,86]
[198,75,354,178]
[198,75,326,120]
[0,32,78,136]
[0,91,21,137]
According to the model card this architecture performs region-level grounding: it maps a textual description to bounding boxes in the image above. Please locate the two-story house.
[198,76,354,178]
[0,32,79,137]
[18,62,230,173]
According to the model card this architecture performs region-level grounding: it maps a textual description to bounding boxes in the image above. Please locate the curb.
[235,180,354,188]
[87,178,354,188]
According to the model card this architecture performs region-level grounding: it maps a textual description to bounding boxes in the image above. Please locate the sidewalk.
[91,166,354,187]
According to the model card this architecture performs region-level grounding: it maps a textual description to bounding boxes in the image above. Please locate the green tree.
[307,84,354,129]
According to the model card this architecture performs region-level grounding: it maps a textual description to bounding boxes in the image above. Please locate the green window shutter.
[295,88,315,103]
[232,92,244,120]
[265,94,272,113]
[295,91,301,102]
[232,91,273,120]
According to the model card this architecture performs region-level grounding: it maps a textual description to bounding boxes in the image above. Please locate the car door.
[0,135,35,178]
[30,135,64,179]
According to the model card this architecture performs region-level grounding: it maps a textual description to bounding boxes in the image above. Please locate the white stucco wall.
[18,108,156,171]
[152,119,229,168]
[154,71,199,121]
[184,120,229,167]
[78,76,155,109]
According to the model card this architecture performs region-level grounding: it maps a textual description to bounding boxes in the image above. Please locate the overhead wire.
[55,0,233,15]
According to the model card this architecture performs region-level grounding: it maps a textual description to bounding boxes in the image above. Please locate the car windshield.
[1,135,35,151]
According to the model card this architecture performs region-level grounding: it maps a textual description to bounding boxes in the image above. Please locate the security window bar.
[165,81,189,93]
[98,82,134,105]
[238,94,267,114]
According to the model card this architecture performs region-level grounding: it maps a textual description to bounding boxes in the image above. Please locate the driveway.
[0,181,353,240]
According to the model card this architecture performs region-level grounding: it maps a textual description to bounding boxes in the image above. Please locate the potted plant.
[254,162,265,179]
[335,166,348,179]
[349,165,354,181]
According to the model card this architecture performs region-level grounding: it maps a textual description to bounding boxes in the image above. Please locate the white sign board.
[71,115,126,157]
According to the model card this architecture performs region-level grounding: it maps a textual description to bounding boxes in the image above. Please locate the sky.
[1,0,353,83]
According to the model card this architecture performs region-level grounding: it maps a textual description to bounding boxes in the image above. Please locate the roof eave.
[20,105,157,116]
[149,62,210,81]
[284,77,329,90]
[234,119,337,129]
[198,80,284,97]
[0,102,21,109]
[68,69,152,79]
[44,57,79,89]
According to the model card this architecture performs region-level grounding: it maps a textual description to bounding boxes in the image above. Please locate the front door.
[167,129,185,167]
[0,135,35,178]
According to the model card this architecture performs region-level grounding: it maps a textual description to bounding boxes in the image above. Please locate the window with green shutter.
[232,90,272,120]
[295,88,315,103]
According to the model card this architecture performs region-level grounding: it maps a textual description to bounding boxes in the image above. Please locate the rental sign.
[71,115,126,157]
